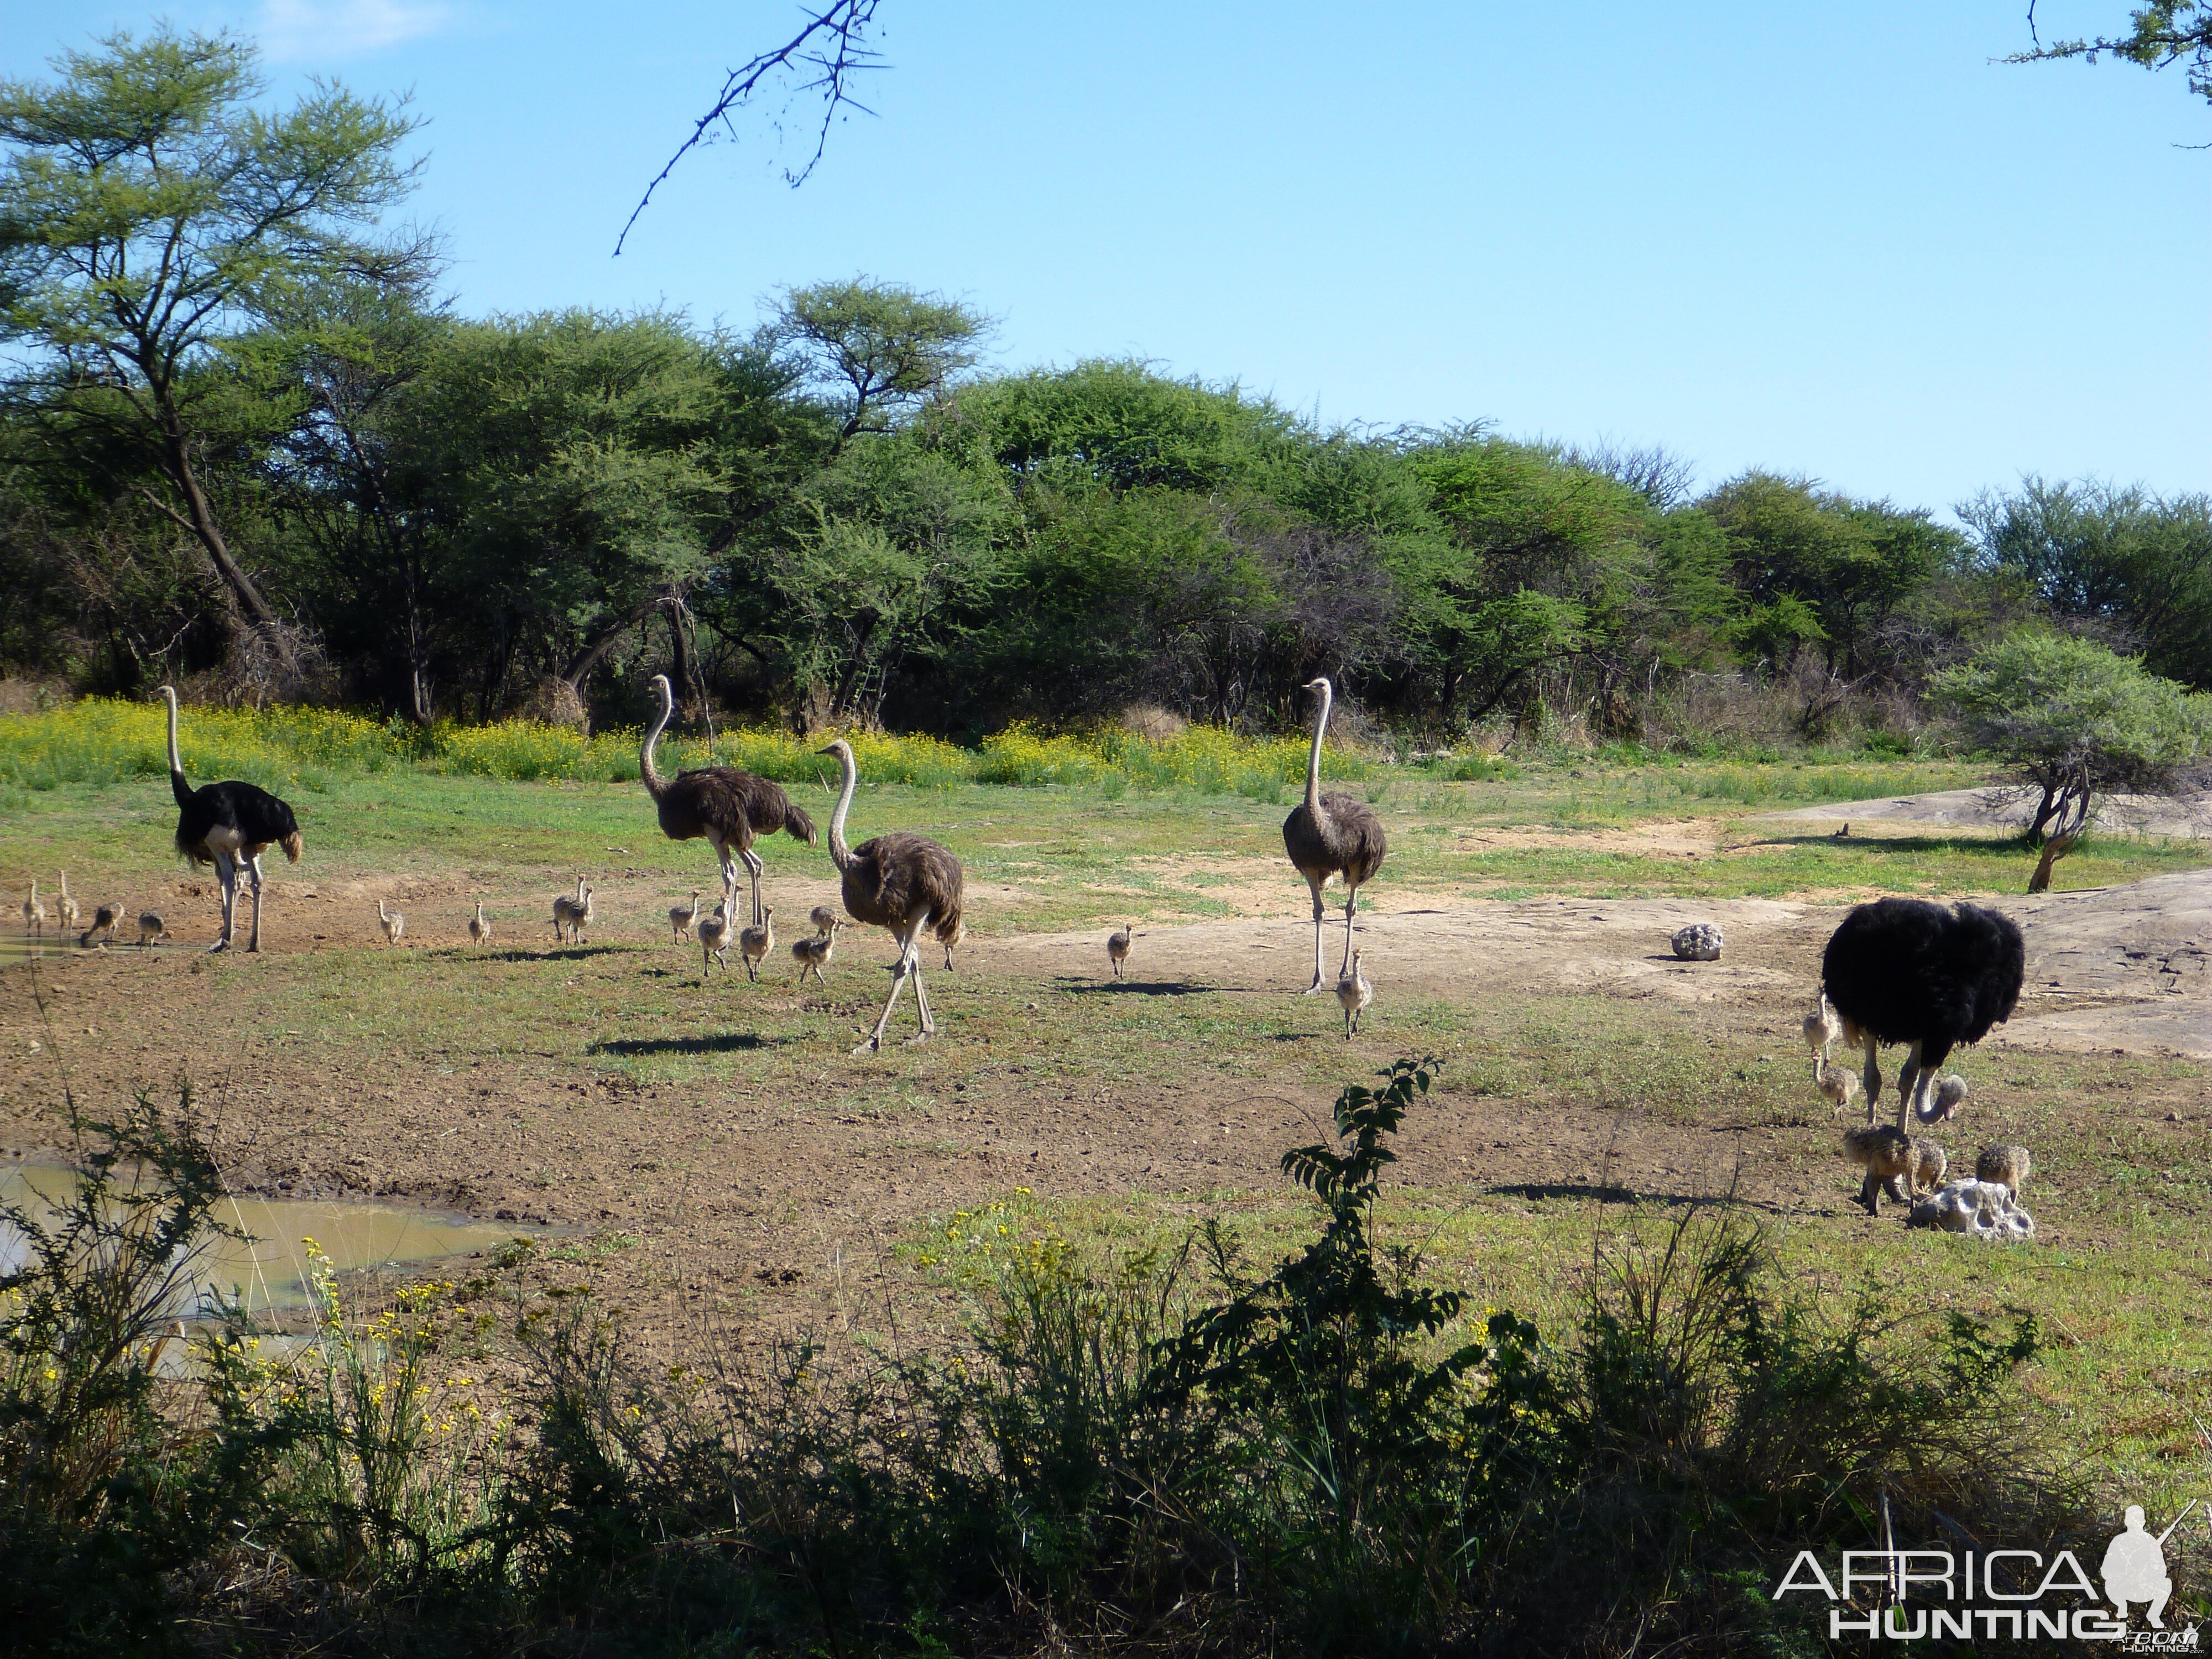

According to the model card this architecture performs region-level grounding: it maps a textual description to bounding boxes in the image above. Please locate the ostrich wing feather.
[844,832,964,942]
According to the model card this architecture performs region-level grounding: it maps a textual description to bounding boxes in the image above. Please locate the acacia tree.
[772,279,988,447]
[0,29,428,691]
[1932,632,2212,843]
[2013,2,2212,105]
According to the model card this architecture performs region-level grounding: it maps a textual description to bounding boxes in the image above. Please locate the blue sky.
[3,1,2205,515]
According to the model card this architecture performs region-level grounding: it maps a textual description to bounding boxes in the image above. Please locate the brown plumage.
[1841,1125,1948,1214]
[639,674,815,923]
[819,737,965,1053]
[1282,676,1387,991]
[1975,1142,2031,1197]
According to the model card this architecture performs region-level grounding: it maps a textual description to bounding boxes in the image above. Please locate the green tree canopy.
[0,28,427,690]
[772,278,988,445]
[1931,631,2212,838]
[1961,477,2212,692]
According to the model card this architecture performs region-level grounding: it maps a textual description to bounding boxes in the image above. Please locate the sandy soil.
[3,840,2206,1348]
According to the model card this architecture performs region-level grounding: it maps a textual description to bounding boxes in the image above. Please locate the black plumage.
[160,686,302,953]
[1821,898,2025,1130]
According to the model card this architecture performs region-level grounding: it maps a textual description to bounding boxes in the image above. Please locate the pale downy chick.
[737,906,775,980]
[468,900,492,947]
[696,904,732,977]
[792,917,842,987]
[1107,922,1136,978]
[670,890,704,942]
[375,898,404,945]
[1335,949,1372,1039]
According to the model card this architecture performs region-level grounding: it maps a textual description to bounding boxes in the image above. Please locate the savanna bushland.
[3,25,2212,1659]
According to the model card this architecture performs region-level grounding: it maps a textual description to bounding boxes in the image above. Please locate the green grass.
[4,748,2208,1603]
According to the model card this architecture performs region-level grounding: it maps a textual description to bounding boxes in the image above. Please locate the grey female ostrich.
[160,686,301,953]
[639,675,813,924]
[1282,677,1387,991]
[1820,897,2024,1131]
[818,738,965,1054]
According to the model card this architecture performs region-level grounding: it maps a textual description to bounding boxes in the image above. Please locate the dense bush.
[1,1067,2075,1656]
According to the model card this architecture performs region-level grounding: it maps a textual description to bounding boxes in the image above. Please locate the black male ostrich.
[1820,898,2024,1131]
[1282,677,1388,991]
[639,674,814,923]
[818,738,965,1054]
[160,686,302,953]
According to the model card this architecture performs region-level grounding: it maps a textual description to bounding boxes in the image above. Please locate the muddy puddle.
[0,1161,539,1316]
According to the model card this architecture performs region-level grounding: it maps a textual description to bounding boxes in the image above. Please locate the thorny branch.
[615,0,886,256]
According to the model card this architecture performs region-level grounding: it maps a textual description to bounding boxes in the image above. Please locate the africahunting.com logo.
[1773,1501,2204,1645]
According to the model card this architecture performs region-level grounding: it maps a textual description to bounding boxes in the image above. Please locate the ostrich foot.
[905,1030,933,1046]
[207,938,231,954]
[1301,982,1330,995]
[850,1036,883,1056]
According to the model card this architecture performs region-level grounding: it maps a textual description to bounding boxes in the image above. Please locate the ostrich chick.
[792,918,842,987]
[808,904,842,936]
[55,872,79,932]
[20,880,45,938]
[552,874,587,943]
[136,910,168,948]
[1842,1125,1915,1215]
[695,904,732,977]
[80,902,121,949]
[670,890,705,943]
[737,906,775,980]
[1802,992,1844,1063]
[1906,1135,1948,1195]
[1107,922,1138,978]
[468,900,492,947]
[1975,1142,2031,1198]
[375,899,405,945]
[1813,1053,1860,1114]
[1335,949,1373,1039]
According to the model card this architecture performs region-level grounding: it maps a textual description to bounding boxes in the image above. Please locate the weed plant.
[0,698,1374,797]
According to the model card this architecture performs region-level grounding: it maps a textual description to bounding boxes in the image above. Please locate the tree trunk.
[666,600,694,723]
[156,421,304,689]
[559,591,665,702]
[2026,780,2061,843]
[401,531,434,726]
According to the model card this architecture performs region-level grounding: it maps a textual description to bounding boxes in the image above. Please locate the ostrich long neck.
[1304,680,1332,816]
[640,684,673,798]
[826,748,858,873]
[163,688,184,778]
[161,687,191,804]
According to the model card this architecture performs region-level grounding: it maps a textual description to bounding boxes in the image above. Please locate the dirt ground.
[5,793,2208,1359]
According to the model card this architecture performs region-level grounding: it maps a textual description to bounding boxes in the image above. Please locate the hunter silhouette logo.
[1772,1498,2205,1643]
[2104,1504,2183,1629]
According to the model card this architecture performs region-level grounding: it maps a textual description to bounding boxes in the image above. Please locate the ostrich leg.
[1302,875,1329,993]
[855,915,927,1055]
[910,944,937,1042]
[1860,1033,1881,1123]
[1340,882,1363,977]
[244,854,267,953]
[210,853,237,953]
[1893,1040,1927,1133]
[739,847,766,925]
